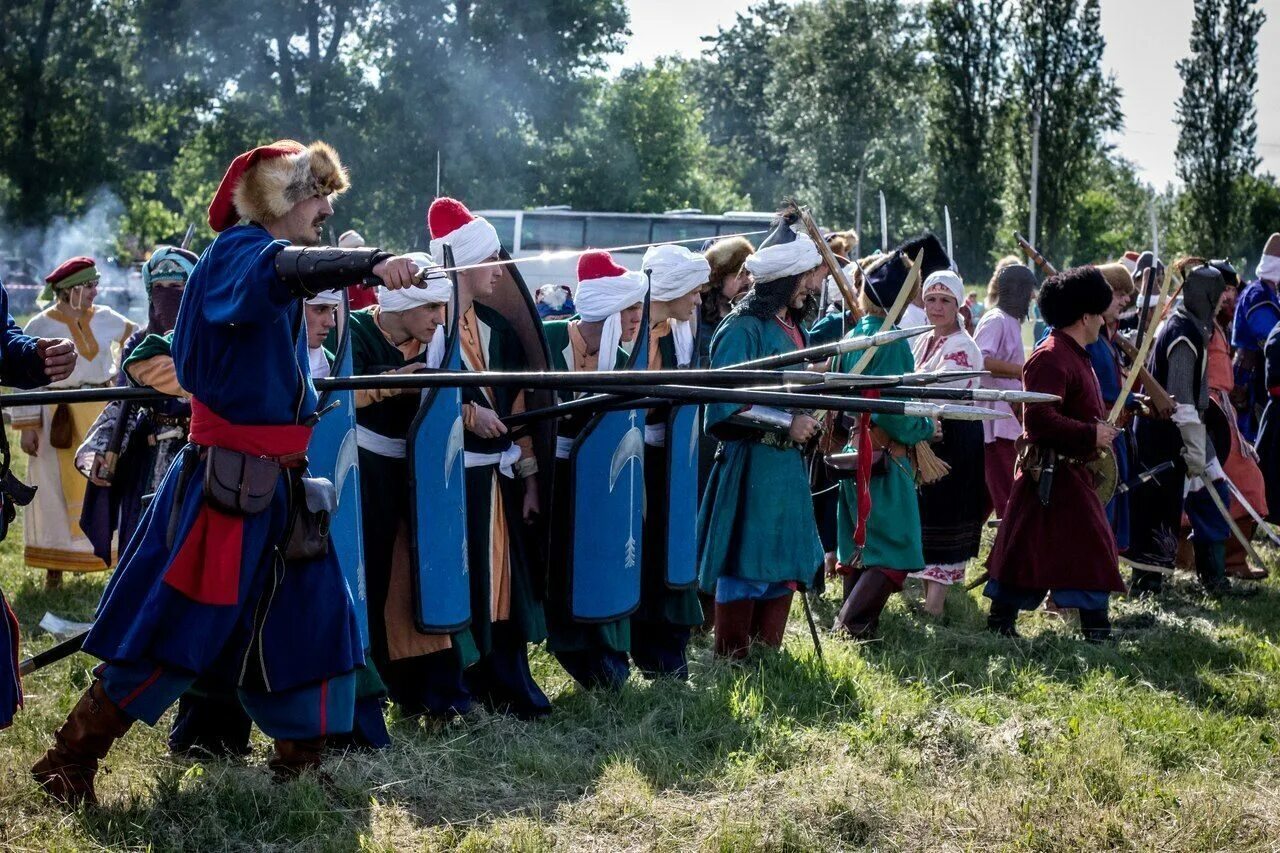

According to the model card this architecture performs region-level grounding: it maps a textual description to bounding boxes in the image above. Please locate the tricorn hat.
[207,140,349,233]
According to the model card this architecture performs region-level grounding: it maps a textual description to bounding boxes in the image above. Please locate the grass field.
[1,444,1278,851]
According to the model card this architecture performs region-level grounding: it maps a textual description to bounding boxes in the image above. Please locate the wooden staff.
[1015,231,1057,276]
[850,249,925,374]
[1108,267,1178,424]
[799,206,860,318]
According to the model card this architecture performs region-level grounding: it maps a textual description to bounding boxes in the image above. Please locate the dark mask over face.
[1180,264,1226,334]
[148,284,185,334]
[995,264,1036,321]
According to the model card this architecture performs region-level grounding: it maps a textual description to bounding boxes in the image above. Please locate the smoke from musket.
[0,189,143,320]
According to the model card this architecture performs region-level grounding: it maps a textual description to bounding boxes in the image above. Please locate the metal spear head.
[893,370,989,386]
[828,325,932,355]
[931,403,1014,421]
[968,389,1060,404]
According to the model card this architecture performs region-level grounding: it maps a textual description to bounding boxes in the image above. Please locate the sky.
[610,0,1280,190]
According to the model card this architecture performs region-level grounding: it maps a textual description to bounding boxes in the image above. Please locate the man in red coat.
[984,266,1126,641]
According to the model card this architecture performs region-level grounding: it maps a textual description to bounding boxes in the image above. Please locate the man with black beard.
[695,206,826,659]
[1128,262,1244,597]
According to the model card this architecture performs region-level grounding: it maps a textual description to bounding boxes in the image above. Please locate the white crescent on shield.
[444,415,464,488]
[609,426,646,492]
[333,428,359,499]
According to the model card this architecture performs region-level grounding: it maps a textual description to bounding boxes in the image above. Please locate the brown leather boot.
[835,570,896,640]
[32,680,133,806]
[268,737,327,782]
[713,599,754,660]
[749,592,794,649]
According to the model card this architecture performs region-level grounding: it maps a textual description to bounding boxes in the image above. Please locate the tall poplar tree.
[1174,0,1264,258]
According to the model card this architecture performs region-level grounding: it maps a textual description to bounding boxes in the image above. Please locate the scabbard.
[1037,450,1057,507]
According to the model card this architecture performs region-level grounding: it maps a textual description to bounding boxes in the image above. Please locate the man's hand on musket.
[467,404,508,439]
[789,413,821,444]
[37,337,76,381]
[1095,421,1120,448]
[372,255,420,290]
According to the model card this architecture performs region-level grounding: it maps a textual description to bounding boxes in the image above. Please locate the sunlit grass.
[1,435,1277,850]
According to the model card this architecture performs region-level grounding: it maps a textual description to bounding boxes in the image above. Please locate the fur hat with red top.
[427,197,502,268]
[40,256,99,305]
[207,140,349,233]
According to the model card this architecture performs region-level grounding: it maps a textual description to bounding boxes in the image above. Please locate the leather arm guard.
[274,246,393,299]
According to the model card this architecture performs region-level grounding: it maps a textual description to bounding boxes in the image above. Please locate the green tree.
[766,0,931,244]
[1174,0,1265,258]
[0,0,134,224]
[536,60,745,214]
[1001,0,1121,266]
[692,1,795,210]
[924,0,1011,281]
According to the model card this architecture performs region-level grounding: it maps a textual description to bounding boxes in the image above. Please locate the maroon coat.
[987,331,1124,592]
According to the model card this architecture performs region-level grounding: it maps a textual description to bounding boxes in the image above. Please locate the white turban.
[338,229,365,249]
[922,269,964,305]
[643,244,710,301]
[306,290,342,307]
[430,218,500,268]
[575,270,648,372]
[743,232,822,283]
[380,252,452,312]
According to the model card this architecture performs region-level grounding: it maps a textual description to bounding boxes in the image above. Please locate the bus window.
[585,216,651,249]
[487,215,517,250]
[522,214,586,251]
[718,220,772,237]
[651,219,719,245]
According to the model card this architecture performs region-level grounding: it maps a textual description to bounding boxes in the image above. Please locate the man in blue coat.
[32,139,419,805]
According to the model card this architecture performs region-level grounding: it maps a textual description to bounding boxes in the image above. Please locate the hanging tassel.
[913,440,951,485]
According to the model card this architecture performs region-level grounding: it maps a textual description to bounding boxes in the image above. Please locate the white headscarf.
[743,232,822,283]
[643,244,708,367]
[305,290,342,307]
[643,244,710,301]
[824,261,857,306]
[380,252,452,311]
[575,271,649,372]
[1258,252,1280,284]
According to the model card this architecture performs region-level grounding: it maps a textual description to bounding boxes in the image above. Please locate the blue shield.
[407,265,470,633]
[564,297,649,622]
[662,403,700,588]
[308,295,369,648]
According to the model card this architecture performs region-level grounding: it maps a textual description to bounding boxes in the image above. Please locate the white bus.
[473,208,776,290]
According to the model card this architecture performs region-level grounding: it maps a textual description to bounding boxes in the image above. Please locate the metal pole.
[1028,106,1041,270]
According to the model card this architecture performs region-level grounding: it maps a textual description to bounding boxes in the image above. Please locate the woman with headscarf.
[12,257,135,587]
[910,269,986,618]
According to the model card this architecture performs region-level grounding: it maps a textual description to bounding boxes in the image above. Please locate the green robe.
[348,309,478,669]
[540,319,630,654]
[695,313,824,593]
[834,314,934,569]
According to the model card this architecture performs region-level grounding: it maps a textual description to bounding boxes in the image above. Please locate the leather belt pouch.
[203,446,280,515]
[284,477,336,561]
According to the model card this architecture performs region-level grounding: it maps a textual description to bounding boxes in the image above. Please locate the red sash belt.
[162,400,313,606]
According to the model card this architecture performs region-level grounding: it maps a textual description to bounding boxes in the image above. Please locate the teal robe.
[834,315,934,569]
[695,313,824,593]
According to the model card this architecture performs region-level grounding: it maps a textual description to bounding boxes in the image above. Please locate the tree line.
[0,0,1272,283]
